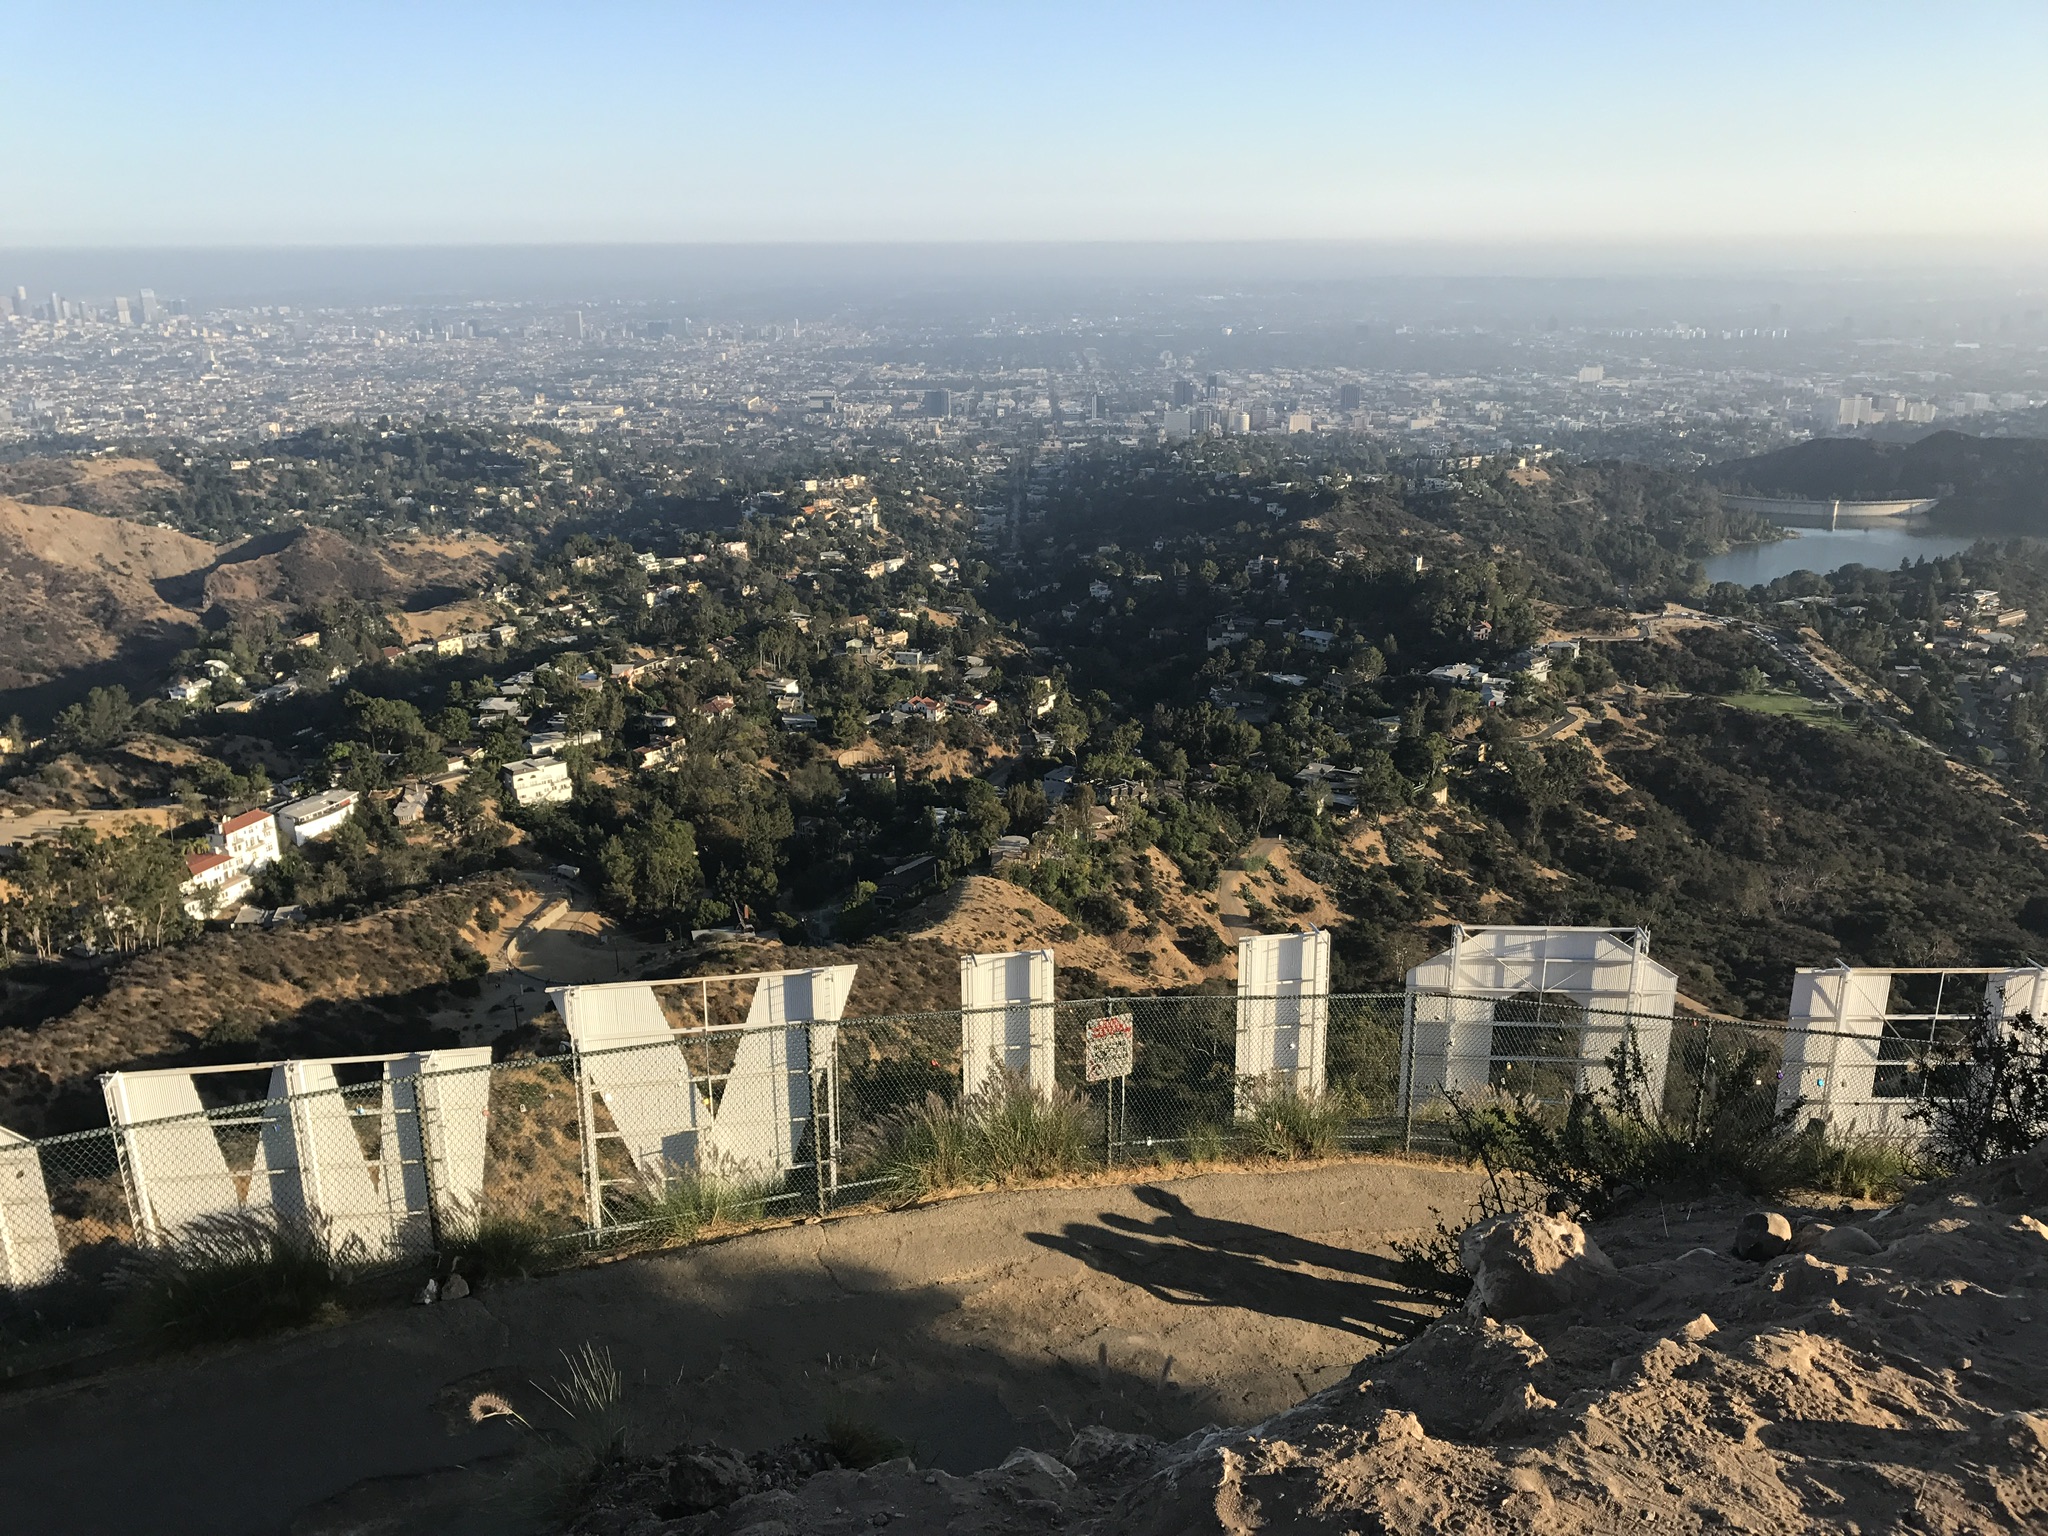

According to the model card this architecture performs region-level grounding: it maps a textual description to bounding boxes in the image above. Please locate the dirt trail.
[0,1159,1482,1536]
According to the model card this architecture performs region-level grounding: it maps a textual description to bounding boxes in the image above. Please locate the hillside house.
[209,808,280,875]
[275,789,358,846]
[503,756,574,808]
[179,851,253,921]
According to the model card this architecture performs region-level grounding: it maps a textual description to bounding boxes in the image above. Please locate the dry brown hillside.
[0,496,219,690]
[195,525,509,622]
[677,853,1343,1013]
[0,875,523,1135]
[0,455,181,518]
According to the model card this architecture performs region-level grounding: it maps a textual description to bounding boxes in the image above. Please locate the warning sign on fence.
[1083,1014,1134,1082]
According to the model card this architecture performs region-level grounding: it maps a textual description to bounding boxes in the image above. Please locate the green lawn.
[1721,691,1853,730]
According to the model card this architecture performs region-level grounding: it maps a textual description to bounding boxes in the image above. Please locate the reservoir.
[1702,525,1999,586]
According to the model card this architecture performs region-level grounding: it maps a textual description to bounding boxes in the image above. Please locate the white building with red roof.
[180,851,254,921]
[208,807,281,874]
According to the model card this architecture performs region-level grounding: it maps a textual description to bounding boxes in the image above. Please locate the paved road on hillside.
[0,1160,1482,1536]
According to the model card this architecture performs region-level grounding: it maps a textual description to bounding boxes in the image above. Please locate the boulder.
[665,1446,757,1514]
[1460,1212,1616,1320]
[1797,1222,1883,1261]
[1733,1210,1793,1261]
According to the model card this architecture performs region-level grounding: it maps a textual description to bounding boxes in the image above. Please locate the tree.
[1238,772,1291,838]
[53,686,134,753]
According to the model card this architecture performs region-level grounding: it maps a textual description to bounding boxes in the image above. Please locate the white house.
[523,729,603,757]
[502,756,574,808]
[208,807,280,874]
[180,851,253,921]
[275,789,359,846]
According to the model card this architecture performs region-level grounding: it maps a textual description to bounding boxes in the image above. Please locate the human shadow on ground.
[1026,1183,1426,1344]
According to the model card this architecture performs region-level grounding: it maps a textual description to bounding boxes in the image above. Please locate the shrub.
[610,1170,775,1245]
[849,1069,1095,1197]
[441,1211,556,1284]
[824,1415,911,1469]
[1911,1007,2048,1168]
[1238,1081,1354,1160]
[1441,1028,1924,1218]
[539,1341,631,1467]
[115,1212,343,1346]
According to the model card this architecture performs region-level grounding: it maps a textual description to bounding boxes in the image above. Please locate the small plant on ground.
[538,1341,631,1468]
[441,1211,555,1285]
[1176,1119,1230,1164]
[1238,1079,1355,1160]
[848,1068,1095,1198]
[114,1211,343,1346]
[823,1415,911,1469]
[611,1168,776,1245]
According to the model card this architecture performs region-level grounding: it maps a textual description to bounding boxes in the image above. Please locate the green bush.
[441,1211,556,1284]
[849,1069,1095,1197]
[610,1170,775,1245]
[115,1212,343,1346]
[1238,1081,1355,1160]
[1442,1029,1923,1217]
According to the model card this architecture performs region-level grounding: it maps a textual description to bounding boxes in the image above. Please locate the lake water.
[1701,525,1999,587]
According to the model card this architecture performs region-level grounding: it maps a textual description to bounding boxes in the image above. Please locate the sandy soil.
[0,1160,1484,1536]
[555,1144,2048,1535]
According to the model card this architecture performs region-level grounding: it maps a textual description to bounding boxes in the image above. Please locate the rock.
[413,1277,438,1305]
[1064,1425,1162,1476]
[1733,1210,1793,1261]
[992,1447,1076,1502]
[1678,1313,1718,1343]
[1478,1381,1557,1438]
[1806,1224,1882,1261]
[440,1272,470,1301]
[665,1446,757,1514]
[1460,1212,1617,1319]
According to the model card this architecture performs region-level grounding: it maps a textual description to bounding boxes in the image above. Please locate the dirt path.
[0,1159,1482,1536]
[1216,836,1283,935]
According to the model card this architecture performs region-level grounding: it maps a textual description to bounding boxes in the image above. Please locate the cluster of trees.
[0,827,191,961]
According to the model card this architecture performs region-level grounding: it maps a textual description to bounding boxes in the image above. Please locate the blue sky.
[5,1,2046,249]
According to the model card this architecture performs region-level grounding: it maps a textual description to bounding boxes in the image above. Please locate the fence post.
[413,1067,444,1254]
[1690,1019,1713,1148]
[1400,998,1417,1153]
[573,1047,604,1245]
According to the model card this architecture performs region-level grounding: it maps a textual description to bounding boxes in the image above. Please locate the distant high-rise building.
[138,289,159,323]
[1205,373,1219,398]
[1577,365,1604,383]
[115,295,133,326]
[47,293,61,323]
[1091,392,1109,420]
[922,388,952,418]
[568,309,585,340]
[1339,383,1362,410]
[1285,410,1313,434]
[1172,379,1196,408]
[9,286,23,317]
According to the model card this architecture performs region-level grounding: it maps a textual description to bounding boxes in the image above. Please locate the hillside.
[0,507,508,717]
[196,525,507,622]
[0,876,522,1135]
[0,455,183,519]
[1707,430,2048,531]
[0,496,218,691]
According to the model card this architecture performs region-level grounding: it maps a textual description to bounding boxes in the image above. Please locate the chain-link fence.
[0,992,1971,1291]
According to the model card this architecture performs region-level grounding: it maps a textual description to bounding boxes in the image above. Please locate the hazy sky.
[7,1,2047,251]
